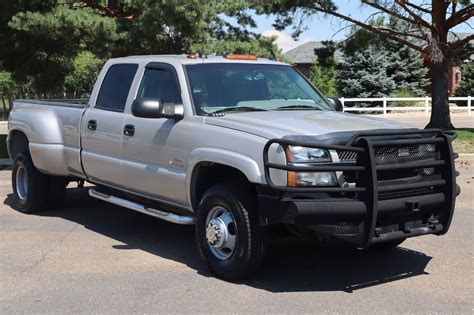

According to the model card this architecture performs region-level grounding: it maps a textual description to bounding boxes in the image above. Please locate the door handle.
[123,124,135,137]
[88,120,97,131]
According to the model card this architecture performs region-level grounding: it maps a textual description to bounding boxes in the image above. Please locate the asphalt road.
[1,159,473,313]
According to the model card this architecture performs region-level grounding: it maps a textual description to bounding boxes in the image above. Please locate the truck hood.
[204,110,412,139]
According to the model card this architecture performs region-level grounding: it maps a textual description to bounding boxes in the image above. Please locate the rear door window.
[95,64,138,112]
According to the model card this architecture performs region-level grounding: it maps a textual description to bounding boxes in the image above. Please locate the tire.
[45,176,68,209]
[12,152,48,213]
[196,183,265,280]
[371,238,405,250]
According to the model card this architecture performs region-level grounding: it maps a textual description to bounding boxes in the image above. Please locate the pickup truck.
[7,54,458,280]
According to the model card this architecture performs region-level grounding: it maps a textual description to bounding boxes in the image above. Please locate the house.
[284,41,344,78]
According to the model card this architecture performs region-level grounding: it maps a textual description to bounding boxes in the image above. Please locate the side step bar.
[89,189,196,225]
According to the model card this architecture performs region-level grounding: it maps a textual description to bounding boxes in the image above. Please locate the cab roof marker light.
[224,54,257,61]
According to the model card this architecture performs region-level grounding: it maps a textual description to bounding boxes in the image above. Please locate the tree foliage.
[336,48,397,99]
[310,41,338,96]
[64,51,105,97]
[0,1,280,97]
[455,62,474,98]
[343,19,429,97]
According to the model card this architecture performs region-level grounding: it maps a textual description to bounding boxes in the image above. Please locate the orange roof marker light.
[187,53,198,59]
[224,54,257,61]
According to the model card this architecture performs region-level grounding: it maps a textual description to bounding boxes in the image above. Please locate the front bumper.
[260,129,458,248]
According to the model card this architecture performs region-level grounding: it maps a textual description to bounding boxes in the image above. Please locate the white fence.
[341,96,472,116]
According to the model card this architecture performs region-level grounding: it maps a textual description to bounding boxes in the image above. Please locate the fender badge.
[169,159,185,168]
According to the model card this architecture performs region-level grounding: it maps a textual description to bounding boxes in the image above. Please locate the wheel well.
[9,130,29,159]
[191,162,254,209]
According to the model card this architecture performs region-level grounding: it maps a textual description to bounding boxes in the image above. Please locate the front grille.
[373,143,440,165]
[374,142,442,199]
[338,140,444,200]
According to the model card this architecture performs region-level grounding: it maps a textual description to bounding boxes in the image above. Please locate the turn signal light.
[224,54,257,60]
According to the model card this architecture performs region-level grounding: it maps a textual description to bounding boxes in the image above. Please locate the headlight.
[285,146,331,163]
[284,145,337,187]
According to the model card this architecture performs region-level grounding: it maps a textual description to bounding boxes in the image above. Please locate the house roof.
[284,41,345,64]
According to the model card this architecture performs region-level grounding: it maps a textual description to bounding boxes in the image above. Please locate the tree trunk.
[426,58,454,130]
[426,0,454,130]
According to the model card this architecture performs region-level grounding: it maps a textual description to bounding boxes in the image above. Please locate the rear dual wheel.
[12,152,68,213]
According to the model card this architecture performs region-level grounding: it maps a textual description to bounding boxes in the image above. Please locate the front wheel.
[196,183,265,280]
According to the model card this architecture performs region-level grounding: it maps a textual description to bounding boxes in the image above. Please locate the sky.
[245,1,473,53]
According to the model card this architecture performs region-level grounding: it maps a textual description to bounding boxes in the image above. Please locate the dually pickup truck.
[8,54,459,280]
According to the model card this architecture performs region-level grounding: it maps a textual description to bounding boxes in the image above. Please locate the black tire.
[45,176,68,209]
[196,183,265,280]
[371,238,405,250]
[12,152,48,213]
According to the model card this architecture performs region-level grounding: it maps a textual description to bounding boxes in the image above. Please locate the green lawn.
[452,128,474,154]
[0,135,8,158]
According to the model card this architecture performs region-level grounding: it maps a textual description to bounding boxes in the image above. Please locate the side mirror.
[326,97,343,112]
[131,98,184,120]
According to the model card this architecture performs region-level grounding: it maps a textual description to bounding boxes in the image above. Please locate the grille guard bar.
[262,128,458,247]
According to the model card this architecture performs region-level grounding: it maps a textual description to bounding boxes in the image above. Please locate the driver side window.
[138,67,182,104]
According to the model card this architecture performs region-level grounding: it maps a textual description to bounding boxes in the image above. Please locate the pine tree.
[454,62,474,106]
[340,20,429,99]
[335,47,397,99]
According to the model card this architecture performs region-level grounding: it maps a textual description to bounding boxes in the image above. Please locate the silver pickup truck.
[7,54,458,280]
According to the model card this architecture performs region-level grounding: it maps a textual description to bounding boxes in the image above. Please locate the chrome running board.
[89,189,196,225]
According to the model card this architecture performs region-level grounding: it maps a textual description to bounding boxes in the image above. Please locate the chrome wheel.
[205,206,237,260]
[15,165,28,201]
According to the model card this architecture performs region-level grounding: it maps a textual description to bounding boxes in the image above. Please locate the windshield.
[185,63,333,115]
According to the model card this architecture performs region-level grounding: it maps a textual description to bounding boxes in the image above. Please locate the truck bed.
[14,99,88,108]
[8,99,88,178]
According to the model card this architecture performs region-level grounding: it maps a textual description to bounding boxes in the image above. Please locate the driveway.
[1,159,473,313]
[364,113,473,129]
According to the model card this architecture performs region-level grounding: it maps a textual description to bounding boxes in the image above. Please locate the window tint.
[137,68,181,104]
[96,64,138,112]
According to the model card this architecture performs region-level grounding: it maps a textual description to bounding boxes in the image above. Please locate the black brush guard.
[261,129,458,248]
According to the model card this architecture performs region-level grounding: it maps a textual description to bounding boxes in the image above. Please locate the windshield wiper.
[276,105,322,110]
[209,106,267,115]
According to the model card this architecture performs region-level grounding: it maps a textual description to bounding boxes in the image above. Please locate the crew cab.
[7,54,459,280]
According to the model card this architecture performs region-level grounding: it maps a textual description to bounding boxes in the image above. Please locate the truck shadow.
[4,187,432,293]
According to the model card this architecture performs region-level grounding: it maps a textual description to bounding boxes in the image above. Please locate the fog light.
[294,172,337,186]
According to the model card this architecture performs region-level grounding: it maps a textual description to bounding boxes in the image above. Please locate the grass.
[452,128,474,154]
[0,135,8,158]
